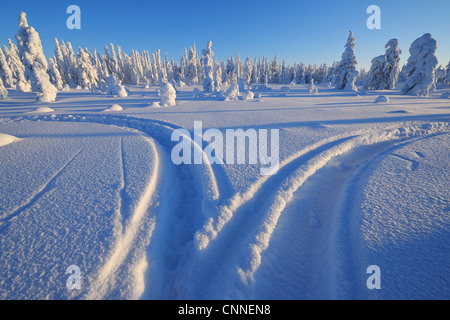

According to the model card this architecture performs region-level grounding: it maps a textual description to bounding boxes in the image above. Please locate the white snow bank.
[374,95,390,103]
[0,133,21,147]
[27,107,55,113]
[440,92,450,99]
[102,104,123,112]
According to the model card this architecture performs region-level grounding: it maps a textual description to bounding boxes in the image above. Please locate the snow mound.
[222,83,240,101]
[103,104,123,112]
[251,84,272,92]
[440,92,450,99]
[374,95,390,103]
[27,107,55,113]
[241,91,254,100]
[0,133,21,147]
[148,102,161,108]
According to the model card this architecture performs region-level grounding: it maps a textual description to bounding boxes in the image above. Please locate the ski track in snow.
[0,148,83,232]
[3,113,449,299]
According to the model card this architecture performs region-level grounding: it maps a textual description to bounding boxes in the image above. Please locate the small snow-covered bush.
[280,86,290,92]
[290,81,296,86]
[223,82,239,101]
[308,79,318,94]
[193,88,201,98]
[374,95,390,103]
[160,82,176,107]
[106,76,128,97]
[241,91,254,100]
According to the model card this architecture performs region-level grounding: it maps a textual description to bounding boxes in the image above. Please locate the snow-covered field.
[0,84,449,300]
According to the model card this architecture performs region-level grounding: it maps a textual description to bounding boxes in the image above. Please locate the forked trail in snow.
[1,111,449,299]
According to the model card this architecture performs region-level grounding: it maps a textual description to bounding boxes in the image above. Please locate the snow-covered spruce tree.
[64,41,79,88]
[0,48,14,88]
[364,55,387,90]
[270,53,279,83]
[384,39,402,89]
[77,47,98,89]
[335,30,358,91]
[261,56,269,85]
[53,38,67,86]
[15,12,57,102]
[213,58,222,90]
[160,82,176,107]
[308,78,318,94]
[4,39,31,92]
[201,41,214,92]
[225,56,236,84]
[444,62,450,86]
[0,76,8,99]
[186,44,198,85]
[280,59,289,84]
[401,33,438,96]
[243,56,253,86]
[48,57,63,90]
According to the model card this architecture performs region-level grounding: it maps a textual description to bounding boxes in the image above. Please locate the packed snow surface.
[0,84,449,300]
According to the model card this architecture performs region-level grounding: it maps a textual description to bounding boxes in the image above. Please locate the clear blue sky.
[0,0,449,70]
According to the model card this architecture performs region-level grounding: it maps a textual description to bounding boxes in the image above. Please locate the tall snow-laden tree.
[444,61,450,86]
[213,58,222,90]
[401,33,438,96]
[186,44,198,85]
[364,55,387,90]
[335,30,358,91]
[201,41,214,92]
[15,12,57,102]
[48,57,63,90]
[77,47,98,89]
[280,59,289,84]
[243,56,253,86]
[0,48,14,88]
[270,53,279,83]
[0,76,7,99]
[4,39,30,92]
